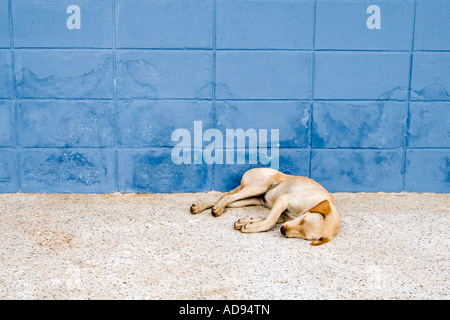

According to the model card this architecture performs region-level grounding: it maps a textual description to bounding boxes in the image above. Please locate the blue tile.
[216,51,311,99]
[414,1,450,50]
[405,150,449,193]
[216,0,314,49]
[215,101,310,148]
[311,149,403,192]
[21,148,115,193]
[118,148,212,193]
[314,52,410,100]
[411,53,450,101]
[0,149,19,193]
[116,50,212,99]
[12,0,113,48]
[0,0,10,48]
[0,100,15,146]
[2,0,448,194]
[213,148,310,191]
[408,102,450,148]
[312,101,407,148]
[315,0,414,50]
[116,0,212,49]
[18,100,114,147]
[117,100,214,147]
[0,50,13,98]
[15,49,113,99]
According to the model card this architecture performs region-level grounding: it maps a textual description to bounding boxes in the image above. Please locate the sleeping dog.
[190,168,340,246]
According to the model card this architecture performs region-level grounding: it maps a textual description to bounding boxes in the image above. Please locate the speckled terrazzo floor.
[0,192,448,300]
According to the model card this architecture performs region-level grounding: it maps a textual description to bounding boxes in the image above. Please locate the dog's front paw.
[234,220,245,230]
[240,223,253,233]
[234,218,254,230]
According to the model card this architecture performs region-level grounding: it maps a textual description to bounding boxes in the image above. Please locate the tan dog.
[190,168,340,246]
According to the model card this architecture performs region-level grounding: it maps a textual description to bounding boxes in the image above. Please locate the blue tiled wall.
[0,0,449,193]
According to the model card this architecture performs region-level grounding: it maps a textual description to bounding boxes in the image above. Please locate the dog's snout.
[280,226,286,235]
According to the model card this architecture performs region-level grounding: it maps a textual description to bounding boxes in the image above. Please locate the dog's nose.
[280,226,286,235]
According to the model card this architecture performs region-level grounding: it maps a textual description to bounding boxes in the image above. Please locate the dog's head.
[280,199,340,246]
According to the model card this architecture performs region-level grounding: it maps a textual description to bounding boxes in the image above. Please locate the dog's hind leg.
[190,197,220,214]
[206,168,282,217]
[226,197,262,208]
[211,184,268,217]
[194,198,260,229]
[190,185,243,214]
[239,196,289,233]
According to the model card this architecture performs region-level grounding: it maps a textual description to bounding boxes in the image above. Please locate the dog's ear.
[309,199,332,218]
[310,237,331,246]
